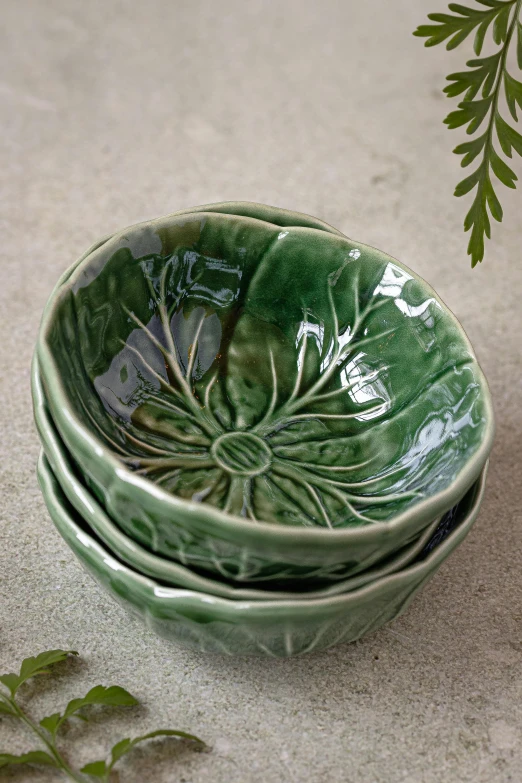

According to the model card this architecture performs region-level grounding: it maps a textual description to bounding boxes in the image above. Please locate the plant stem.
[482,0,522,175]
[7,697,84,783]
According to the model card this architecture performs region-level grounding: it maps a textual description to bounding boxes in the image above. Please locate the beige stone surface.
[1,1,521,781]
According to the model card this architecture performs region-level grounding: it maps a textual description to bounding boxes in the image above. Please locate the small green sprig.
[0,649,205,782]
[414,0,522,266]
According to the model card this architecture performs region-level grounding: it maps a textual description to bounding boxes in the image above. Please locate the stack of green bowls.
[33,202,494,657]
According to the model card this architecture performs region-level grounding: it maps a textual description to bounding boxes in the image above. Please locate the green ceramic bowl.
[37,202,494,583]
[38,452,487,657]
[33,354,447,599]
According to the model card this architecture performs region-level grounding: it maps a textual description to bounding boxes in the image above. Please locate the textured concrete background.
[1,1,521,781]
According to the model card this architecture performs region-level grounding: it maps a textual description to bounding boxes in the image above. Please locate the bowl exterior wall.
[37,453,486,657]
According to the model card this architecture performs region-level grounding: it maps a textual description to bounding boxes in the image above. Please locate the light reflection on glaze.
[340,352,391,421]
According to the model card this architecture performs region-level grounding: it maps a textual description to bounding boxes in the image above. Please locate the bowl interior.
[40,206,493,530]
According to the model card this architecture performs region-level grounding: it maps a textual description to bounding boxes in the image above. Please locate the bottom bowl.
[37,453,487,657]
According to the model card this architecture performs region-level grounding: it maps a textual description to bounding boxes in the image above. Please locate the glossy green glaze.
[37,202,494,582]
[33,354,448,599]
[38,452,487,657]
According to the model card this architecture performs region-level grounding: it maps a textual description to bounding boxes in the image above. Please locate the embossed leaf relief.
[74,238,485,529]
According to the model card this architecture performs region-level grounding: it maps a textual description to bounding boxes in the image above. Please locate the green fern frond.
[414,0,522,266]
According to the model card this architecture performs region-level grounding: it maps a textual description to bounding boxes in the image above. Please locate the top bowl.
[37,202,494,583]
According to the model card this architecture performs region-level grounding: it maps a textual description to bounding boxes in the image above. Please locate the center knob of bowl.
[211,432,272,477]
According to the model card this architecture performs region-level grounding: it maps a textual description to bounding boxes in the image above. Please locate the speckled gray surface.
[1,1,521,781]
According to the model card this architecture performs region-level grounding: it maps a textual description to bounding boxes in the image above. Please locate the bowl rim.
[33,352,459,599]
[38,449,487,615]
[36,201,495,546]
